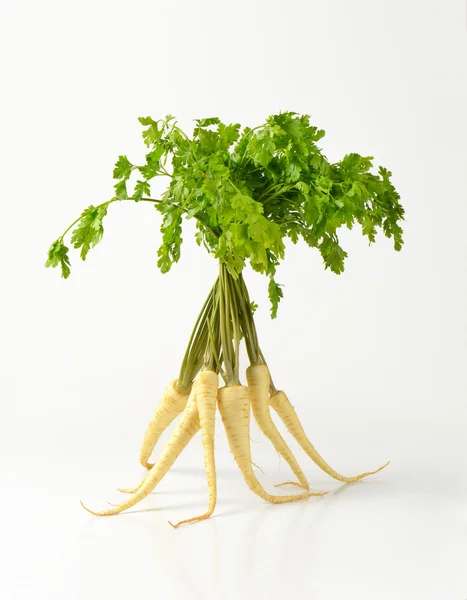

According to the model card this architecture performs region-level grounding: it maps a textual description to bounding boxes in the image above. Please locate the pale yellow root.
[269,390,390,483]
[217,385,327,504]
[117,474,150,495]
[274,481,306,489]
[246,365,309,490]
[81,390,200,516]
[170,370,219,528]
[139,379,190,469]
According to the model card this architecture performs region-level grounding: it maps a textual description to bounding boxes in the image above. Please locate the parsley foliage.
[46,112,404,317]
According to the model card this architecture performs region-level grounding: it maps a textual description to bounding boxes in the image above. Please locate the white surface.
[1,0,467,598]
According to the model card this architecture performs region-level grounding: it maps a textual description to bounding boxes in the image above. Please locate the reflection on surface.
[14,461,467,600]
[145,469,385,599]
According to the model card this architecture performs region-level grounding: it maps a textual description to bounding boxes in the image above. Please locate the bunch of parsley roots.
[46,112,404,526]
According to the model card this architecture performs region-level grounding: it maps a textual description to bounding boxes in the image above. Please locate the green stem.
[175,263,270,391]
[177,279,218,390]
[234,274,277,391]
[235,274,261,364]
[238,291,257,361]
[225,268,240,384]
[204,297,223,376]
[59,196,219,245]
[59,197,162,242]
[218,262,235,385]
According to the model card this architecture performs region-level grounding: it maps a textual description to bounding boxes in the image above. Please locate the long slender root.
[80,389,200,516]
[269,390,390,483]
[117,475,149,495]
[139,380,190,469]
[247,364,309,490]
[170,370,219,528]
[218,385,327,504]
[274,481,309,490]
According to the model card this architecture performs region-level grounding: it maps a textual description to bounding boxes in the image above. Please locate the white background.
[1,0,467,598]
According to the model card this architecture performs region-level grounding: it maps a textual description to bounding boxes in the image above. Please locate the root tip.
[369,460,391,476]
[306,491,328,499]
[274,481,309,491]
[80,500,97,516]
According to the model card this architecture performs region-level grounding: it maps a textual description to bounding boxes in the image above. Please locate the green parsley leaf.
[156,205,183,273]
[114,179,128,200]
[70,204,108,261]
[195,117,221,128]
[139,116,163,147]
[218,123,241,151]
[133,180,151,201]
[319,235,347,274]
[113,155,133,180]
[45,240,71,279]
[268,276,284,319]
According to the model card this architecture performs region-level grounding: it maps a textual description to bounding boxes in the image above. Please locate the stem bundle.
[177,262,263,390]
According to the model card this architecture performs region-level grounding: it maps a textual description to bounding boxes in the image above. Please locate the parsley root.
[81,389,200,516]
[218,385,325,503]
[269,390,390,483]
[246,365,309,490]
[139,380,190,469]
[170,370,218,528]
[47,111,403,526]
